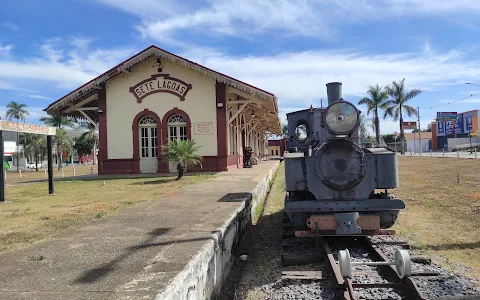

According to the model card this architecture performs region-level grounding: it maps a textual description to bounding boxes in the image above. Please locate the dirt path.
[218,162,285,300]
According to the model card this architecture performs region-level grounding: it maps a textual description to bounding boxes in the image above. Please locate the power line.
[419,93,479,110]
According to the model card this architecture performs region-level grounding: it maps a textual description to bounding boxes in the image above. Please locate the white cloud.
[70,37,96,50]
[0,44,13,58]
[136,0,334,43]
[0,80,34,92]
[1,37,479,135]
[178,46,480,108]
[93,0,189,18]
[2,22,19,32]
[26,94,54,100]
[176,44,480,135]
[0,38,139,91]
[93,0,480,45]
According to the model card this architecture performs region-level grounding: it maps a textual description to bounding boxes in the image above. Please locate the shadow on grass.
[7,172,219,186]
[130,178,173,185]
[417,241,480,251]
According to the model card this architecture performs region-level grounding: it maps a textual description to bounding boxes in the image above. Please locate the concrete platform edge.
[155,161,280,300]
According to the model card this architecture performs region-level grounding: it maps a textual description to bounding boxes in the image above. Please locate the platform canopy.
[44,45,281,135]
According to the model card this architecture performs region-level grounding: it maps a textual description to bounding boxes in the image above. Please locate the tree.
[5,101,29,171]
[382,134,395,144]
[73,135,94,157]
[54,128,73,170]
[40,114,76,129]
[359,113,371,139]
[281,124,288,138]
[40,114,76,168]
[358,84,389,146]
[162,139,203,180]
[25,134,46,171]
[383,78,422,154]
[76,121,98,165]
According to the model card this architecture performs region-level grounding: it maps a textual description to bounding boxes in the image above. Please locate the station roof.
[44,45,281,134]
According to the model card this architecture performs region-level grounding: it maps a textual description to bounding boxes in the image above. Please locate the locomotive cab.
[283,82,405,236]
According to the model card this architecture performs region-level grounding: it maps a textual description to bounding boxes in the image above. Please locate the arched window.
[168,114,187,142]
[139,115,158,158]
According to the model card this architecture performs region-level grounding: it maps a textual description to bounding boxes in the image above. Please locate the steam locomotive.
[283,82,405,236]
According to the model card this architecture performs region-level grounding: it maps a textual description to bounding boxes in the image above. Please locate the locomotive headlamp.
[325,101,359,134]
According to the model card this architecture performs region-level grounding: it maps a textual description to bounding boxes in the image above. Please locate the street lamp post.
[465,83,480,152]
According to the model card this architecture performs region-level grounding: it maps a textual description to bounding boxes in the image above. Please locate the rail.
[320,236,427,300]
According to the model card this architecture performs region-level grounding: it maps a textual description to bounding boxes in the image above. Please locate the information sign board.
[436,112,457,121]
[402,121,417,129]
[0,120,56,135]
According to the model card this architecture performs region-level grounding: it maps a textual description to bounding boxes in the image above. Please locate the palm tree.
[54,128,72,170]
[383,78,422,154]
[5,101,29,171]
[358,84,389,146]
[25,134,46,171]
[40,114,76,169]
[40,114,76,129]
[358,113,371,139]
[76,121,98,165]
[281,124,288,138]
[162,139,203,180]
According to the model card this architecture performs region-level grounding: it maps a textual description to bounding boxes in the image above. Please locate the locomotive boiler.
[283,82,405,236]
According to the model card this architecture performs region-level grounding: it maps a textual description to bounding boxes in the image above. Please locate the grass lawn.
[6,164,98,185]
[392,156,480,280]
[1,173,214,253]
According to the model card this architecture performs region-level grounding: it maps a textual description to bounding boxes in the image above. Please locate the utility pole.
[418,106,422,156]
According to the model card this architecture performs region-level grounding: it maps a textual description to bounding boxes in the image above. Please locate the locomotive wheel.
[394,248,412,278]
[338,249,352,278]
[337,248,412,279]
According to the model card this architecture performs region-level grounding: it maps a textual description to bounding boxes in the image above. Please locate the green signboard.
[3,161,10,171]
[436,112,457,121]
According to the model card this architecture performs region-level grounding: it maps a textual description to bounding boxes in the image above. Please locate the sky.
[1,0,480,135]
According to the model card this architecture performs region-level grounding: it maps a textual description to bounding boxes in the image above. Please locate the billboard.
[454,116,463,134]
[436,112,457,121]
[402,121,417,129]
[465,115,473,132]
[445,121,454,135]
[437,121,445,135]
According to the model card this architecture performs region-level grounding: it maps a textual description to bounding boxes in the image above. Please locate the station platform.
[0,160,280,300]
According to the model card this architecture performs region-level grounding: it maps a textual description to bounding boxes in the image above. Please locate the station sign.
[402,121,417,129]
[0,120,57,135]
[436,112,457,121]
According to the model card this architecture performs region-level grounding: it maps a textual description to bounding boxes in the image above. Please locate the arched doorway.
[138,115,158,173]
[167,114,187,172]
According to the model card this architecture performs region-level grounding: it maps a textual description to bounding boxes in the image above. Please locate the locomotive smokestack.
[326,82,342,106]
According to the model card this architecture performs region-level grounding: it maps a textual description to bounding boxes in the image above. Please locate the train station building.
[44,45,281,175]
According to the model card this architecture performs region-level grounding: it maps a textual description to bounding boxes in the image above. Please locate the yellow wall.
[105,56,218,159]
[269,146,280,156]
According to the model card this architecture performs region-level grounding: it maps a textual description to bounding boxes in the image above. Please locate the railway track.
[322,236,424,300]
[280,223,480,300]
